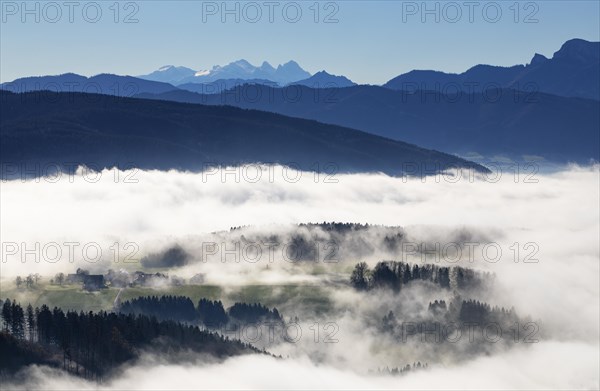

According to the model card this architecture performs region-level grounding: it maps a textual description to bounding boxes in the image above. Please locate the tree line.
[13,274,41,289]
[0,298,263,379]
[379,296,522,348]
[119,295,283,328]
[425,298,518,325]
[350,261,492,292]
[373,362,428,376]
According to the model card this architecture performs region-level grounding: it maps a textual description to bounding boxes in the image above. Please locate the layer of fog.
[3,342,598,390]
[1,164,598,389]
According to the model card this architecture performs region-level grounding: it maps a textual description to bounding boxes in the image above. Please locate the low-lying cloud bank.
[1,164,598,389]
[3,341,598,390]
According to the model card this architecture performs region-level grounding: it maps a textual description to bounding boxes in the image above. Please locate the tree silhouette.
[26,304,35,342]
[2,299,12,331]
[350,262,370,290]
[54,273,65,286]
[350,261,491,293]
[1,299,264,379]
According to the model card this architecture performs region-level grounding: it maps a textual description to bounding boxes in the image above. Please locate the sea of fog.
[1,164,598,390]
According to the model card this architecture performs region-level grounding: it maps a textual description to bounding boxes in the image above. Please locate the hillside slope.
[0,91,488,176]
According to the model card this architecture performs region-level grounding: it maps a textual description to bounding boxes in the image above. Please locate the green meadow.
[0,282,335,315]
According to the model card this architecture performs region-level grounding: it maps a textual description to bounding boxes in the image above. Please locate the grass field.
[0,282,335,315]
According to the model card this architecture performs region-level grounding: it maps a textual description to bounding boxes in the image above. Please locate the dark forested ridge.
[0,299,264,379]
[0,91,488,177]
[136,84,600,162]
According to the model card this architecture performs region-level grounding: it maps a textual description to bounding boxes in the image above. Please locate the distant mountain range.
[138,65,196,84]
[0,73,178,96]
[4,39,597,100]
[177,79,278,94]
[134,39,598,99]
[1,38,597,164]
[1,62,355,95]
[385,39,599,101]
[291,71,356,88]
[139,60,312,85]
[0,91,488,175]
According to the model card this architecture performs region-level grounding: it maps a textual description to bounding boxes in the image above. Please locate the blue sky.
[1,0,599,84]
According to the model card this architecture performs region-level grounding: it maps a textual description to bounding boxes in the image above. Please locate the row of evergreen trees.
[350,261,491,292]
[119,295,283,328]
[297,222,373,232]
[380,297,520,344]
[0,298,262,379]
[426,298,518,324]
[374,362,428,376]
[457,299,517,324]
[229,302,282,324]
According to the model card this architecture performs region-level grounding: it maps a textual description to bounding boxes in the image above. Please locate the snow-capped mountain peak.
[138,65,196,84]
[139,60,312,85]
